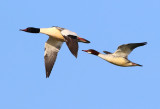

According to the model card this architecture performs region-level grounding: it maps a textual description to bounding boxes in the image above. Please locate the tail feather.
[132,62,143,67]
[133,63,143,67]
[77,37,90,43]
[137,64,143,67]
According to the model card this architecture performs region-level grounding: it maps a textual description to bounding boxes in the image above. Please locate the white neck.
[40,27,56,36]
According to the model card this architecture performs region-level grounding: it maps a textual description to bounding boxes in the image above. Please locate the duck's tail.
[136,64,143,67]
[132,62,143,67]
[77,37,90,43]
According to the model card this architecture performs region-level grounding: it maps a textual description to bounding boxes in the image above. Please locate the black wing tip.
[70,48,78,58]
[46,72,50,78]
[73,53,78,58]
[137,64,143,67]
[46,76,49,78]
[142,42,147,45]
[138,42,147,47]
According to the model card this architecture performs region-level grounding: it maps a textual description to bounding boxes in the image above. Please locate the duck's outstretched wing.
[113,42,147,58]
[44,37,63,78]
[61,29,78,58]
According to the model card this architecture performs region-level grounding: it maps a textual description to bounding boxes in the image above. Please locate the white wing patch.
[61,29,78,36]
[113,48,132,58]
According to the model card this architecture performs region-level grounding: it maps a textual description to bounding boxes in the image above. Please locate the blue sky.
[0,0,160,109]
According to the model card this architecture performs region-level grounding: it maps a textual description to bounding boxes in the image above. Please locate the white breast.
[40,27,65,41]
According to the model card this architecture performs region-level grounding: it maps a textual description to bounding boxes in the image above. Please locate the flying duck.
[82,42,147,67]
[20,26,90,78]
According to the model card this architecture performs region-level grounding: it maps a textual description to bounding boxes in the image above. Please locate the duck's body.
[98,54,131,66]
[21,26,90,78]
[83,42,147,67]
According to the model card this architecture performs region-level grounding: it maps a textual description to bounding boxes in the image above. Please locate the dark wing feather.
[113,42,147,57]
[103,51,112,54]
[61,29,79,58]
[63,35,78,58]
[44,37,63,78]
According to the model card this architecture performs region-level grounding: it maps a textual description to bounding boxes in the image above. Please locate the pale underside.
[98,54,131,67]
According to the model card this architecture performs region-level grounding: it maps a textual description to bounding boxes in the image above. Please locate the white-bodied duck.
[20,26,90,78]
[82,42,147,67]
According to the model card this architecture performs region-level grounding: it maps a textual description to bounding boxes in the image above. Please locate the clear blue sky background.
[0,0,160,109]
